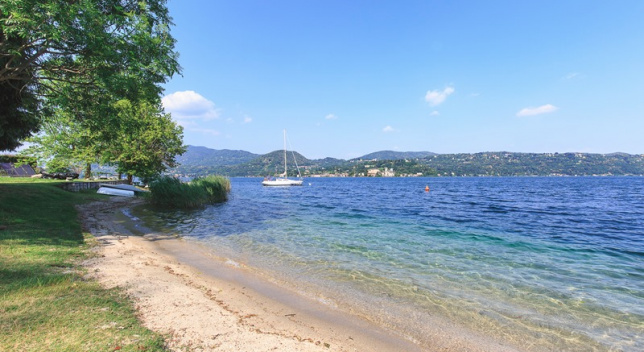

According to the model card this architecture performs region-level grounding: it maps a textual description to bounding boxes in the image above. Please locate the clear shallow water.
[137,177,644,351]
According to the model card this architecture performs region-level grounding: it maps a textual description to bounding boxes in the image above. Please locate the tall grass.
[149,175,231,209]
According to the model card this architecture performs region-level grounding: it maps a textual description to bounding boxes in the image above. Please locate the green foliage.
[25,104,100,175]
[109,99,186,181]
[0,0,181,151]
[0,0,180,98]
[25,93,185,181]
[43,157,72,174]
[149,175,230,209]
[192,175,232,202]
[0,180,166,351]
[0,154,37,168]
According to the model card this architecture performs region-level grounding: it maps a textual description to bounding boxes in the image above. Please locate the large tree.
[109,99,186,183]
[25,106,101,176]
[0,0,180,151]
[0,75,39,150]
[27,96,185,181]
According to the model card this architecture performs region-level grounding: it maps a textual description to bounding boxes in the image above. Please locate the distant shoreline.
[170,147,644,178]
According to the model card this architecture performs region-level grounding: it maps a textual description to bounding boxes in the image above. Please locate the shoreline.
[78,197,518,351]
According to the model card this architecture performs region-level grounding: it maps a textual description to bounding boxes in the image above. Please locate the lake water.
[137,177,644,351]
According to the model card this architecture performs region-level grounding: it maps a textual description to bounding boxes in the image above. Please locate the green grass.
[0,178,167,351]
[149,175,231,209]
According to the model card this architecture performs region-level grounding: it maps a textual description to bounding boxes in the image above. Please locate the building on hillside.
[367,168,380,177]
[366,167,395,177]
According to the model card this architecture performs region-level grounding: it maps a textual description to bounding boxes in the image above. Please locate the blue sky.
[161,1,644,159]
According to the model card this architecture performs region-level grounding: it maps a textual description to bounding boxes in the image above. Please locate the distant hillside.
[223,150,309,177]
[203,151,352,177]
[421,152,644,176]
[354,150,437,161]
[171,146,349,176]
[178,146,259,166]
[171,146,259,175]
[170,146,644,177]
[314,157,349,168]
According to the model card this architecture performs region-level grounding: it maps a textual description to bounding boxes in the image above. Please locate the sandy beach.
[78,197,518,352]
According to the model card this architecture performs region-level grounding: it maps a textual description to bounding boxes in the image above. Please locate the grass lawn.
[0,178,167,351]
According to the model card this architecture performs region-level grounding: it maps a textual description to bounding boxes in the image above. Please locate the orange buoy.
[425,185,430,192]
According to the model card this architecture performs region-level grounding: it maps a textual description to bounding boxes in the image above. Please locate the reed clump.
[149,175,231,209]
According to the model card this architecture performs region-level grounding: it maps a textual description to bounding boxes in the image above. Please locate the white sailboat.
[262,130,304,186]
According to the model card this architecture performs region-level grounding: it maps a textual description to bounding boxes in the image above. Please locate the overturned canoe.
[97,184,149,197]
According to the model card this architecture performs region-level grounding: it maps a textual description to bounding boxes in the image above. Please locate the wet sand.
[78,197,519,352]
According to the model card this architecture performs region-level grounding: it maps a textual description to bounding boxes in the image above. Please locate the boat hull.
[97,186,135,197]
[262,178,303,186]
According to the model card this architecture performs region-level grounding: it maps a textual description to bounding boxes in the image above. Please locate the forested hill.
[354,150,438,160]
[422,152,644,176]
[172,146,260,175]
[169,146,644,177]
[171,147,348,177]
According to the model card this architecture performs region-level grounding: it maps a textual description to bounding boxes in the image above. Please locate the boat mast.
[283,129,287,177]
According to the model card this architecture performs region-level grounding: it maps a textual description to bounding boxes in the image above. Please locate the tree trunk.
[118,172,123,180]
[127,174,133,184]
[85,162,91,179]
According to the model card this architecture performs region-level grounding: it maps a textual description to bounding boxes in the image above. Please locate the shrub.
[149,175,230,209]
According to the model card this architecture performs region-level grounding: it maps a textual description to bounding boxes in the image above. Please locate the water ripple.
[139,176,644,351]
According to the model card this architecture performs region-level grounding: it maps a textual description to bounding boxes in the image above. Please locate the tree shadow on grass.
[0,183,87,246]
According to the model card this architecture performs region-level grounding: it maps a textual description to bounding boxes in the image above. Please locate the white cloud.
[162,91,219,120]
[174,119,195,128]
[383,125,395,133]
[243,116,253,124]
[430,110,440,116]
[562,72,581,80]
[325,113,338,120]
[516,104,559,117]
[425,86,455,106]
